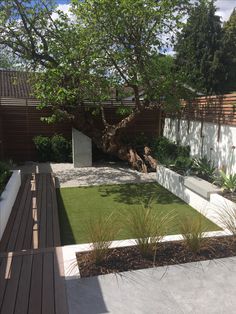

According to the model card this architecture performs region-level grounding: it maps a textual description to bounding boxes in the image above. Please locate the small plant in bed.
[216,204,236,237]
[86,213,120,265]
[192,156,216,183]
[122,197,174,260]
[180,213,208,255]
[215,170,236,202]
[171,156,193,176]
[0,161,11,196]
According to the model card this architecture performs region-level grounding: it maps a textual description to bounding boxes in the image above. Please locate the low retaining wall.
[0,170,21,240]
[156,165,234,228]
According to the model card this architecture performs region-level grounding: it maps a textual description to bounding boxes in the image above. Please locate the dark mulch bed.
[77,236,236,278]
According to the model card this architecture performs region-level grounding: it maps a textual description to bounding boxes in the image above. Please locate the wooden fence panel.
[0,98,161,161]
[167,93,236,126]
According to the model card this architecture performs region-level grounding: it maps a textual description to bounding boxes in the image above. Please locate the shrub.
[122,200,173,260]
[0,161,10,195]
[33,134,72,162]
[86,213,120,265]
[192,156,216,182]
[33,135,52,162]
[172,156,193,175]
[152,137,190,165]
[51,134,72,162]
[152,137,178,162]
[216,170,236,193]
[180,214,207,255]
[177,145,190,158]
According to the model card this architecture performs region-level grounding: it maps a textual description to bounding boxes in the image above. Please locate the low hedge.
[33,134,72,163]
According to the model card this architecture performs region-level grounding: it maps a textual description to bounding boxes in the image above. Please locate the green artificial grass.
[57,183,221,245]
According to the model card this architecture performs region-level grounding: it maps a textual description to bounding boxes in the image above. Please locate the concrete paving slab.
[65,256,236,314]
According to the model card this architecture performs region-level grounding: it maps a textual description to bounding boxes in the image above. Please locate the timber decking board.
[46,176,53,248]
[51,177,61,247]
[14,254,33,314]
[39,174,47,248]
[28,252,43,314]
[0,248,68,314]
[0,173,61,252]
[0,174,68,313]
[1,255,23,314]
[42,252,55,314]
[0,176,31,252]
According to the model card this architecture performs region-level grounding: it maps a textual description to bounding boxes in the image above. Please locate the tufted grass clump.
[216,205,236,236]
[86,213,120,265]
[180,214,207,255]
[122,197,174,260]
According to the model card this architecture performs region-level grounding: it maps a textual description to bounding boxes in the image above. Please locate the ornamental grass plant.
[86,213,120,265]
[180,213,208,255]
[122,196,174,260]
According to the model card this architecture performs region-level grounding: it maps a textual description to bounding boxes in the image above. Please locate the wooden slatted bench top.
[0,173,61,253]
[0,247,68,314]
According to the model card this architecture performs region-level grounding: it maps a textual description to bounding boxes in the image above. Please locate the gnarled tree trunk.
[73,105,158,173]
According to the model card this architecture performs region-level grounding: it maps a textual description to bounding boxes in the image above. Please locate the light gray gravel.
[15,162,157,187]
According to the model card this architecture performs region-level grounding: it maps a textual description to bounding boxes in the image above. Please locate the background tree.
[0,46,20,69]
[175,0,225,95]
[222,8,236,92]
[0,0,192,171]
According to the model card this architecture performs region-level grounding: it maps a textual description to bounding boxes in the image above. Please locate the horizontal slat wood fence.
[167,93,236,126]
[0,97,161,161]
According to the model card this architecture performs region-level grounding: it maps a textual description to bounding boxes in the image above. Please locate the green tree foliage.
[222,9,236,92]
[175,0,225,95]
[0,0,193,170]
[0,46,20,69]
[0,1,192,117]
[0,50,11,69]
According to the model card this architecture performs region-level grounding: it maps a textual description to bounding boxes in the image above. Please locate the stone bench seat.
[184,176,221,199]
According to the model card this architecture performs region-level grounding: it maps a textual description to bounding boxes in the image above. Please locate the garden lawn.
[57,183,220,245]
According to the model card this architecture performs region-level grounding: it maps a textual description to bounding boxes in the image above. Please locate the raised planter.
[156,165,224,227]
[0,170,21,240]
[210,192,236,210]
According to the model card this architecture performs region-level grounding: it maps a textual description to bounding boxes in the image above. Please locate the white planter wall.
[163,118,236,174]
[157,165,209,210]
[156,166,226,227]
[0,170,21,240]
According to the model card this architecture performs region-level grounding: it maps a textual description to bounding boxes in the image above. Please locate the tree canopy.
[222,9,236,92]
[0,0,192,120]
[175,0,226,95]
[0,0,206,171]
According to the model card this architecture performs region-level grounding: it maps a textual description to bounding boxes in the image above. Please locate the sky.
[55,0,236,22]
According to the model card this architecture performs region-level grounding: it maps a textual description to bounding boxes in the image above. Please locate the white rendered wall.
[156,166,228,228]
[164,118,236,174]
[0,170,21,240]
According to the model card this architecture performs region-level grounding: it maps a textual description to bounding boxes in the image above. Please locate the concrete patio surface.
[14,162,157,187]
[66,256,236,314]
